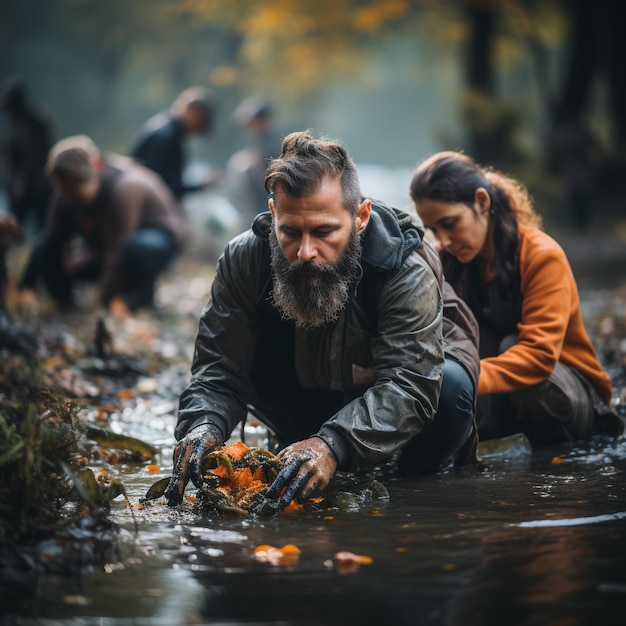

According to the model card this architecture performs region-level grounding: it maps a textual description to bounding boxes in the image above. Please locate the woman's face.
[413,190,491,264]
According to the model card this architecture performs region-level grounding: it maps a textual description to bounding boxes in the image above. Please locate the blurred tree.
[176,0,421,102]
[546,0,626,230]
[0,0,243,159]
[460,0,528,169]
[3,0,624,231]
[174,0,561,167]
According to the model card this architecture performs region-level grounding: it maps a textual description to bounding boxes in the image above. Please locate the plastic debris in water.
[476,432,532,460]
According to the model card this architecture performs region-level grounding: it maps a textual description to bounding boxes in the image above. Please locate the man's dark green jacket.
[176,201,478,470]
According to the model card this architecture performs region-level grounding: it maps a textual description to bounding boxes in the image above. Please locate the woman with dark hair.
[409,150,623,445]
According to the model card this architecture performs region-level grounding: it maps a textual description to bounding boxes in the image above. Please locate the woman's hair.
[409,150,541,291]
[264,130,362,214]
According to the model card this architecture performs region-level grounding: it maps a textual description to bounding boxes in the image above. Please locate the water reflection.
[3,434,625,625]
[448,522,626,626]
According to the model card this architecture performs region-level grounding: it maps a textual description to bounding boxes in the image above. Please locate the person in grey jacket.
[27,135,188,311]
[165,131,479,509]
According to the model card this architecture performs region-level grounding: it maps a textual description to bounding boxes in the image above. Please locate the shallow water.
[2,273,626,626]
[2,428,625,626]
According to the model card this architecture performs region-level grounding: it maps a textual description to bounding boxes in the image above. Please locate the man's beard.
[269,224,362,329]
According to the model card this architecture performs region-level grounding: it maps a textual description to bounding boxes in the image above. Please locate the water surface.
[3,431,625,626]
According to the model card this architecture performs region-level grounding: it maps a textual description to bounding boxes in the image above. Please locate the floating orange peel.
[253,543,301,566]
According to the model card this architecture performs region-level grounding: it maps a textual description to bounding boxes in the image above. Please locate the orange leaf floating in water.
[222,441,251,460]
[97,449,120,464]
[333,551,373,574]
[283,500,304,513]
[551,456,567,464]
[253,544,301,566]
[95,407,108,420]
[146,464,161,474]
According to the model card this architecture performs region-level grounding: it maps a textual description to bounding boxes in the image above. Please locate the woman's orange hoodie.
[478,225,612,404]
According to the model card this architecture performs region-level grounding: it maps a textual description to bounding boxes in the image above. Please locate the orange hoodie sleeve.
[478,227,576,396]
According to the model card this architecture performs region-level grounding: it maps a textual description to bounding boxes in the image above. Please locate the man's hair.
[264,130,362,213]
[233,95,271,127]
[171,85,215,121]
[46,134,100,180]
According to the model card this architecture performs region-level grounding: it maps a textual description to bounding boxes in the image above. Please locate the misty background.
[2,0,625,243]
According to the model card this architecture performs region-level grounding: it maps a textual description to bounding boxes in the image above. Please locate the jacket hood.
[252,199,422,273]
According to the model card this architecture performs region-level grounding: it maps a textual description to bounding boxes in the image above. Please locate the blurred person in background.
[0,79,53,233]
[130,86,221,202]
[25,135,188,312]
[409,150,624,446]
[226,96,283,225]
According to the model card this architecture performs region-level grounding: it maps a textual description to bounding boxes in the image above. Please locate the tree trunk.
[466,2,496,95]
[552,0,599,125]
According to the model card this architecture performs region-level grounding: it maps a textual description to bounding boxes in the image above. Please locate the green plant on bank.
[0,389,126,551]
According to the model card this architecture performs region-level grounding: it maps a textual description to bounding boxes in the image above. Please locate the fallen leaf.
[252,543,301,566]
[95,407,108,420]
[333,550,373,574]
[283,500,304,513]
[222,440,251,460]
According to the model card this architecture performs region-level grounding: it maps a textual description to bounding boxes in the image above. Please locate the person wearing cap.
[131,86,220,201]
[226,96,283,224]
[30,135,188,311]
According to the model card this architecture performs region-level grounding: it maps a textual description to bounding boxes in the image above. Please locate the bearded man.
[166,131,480,508]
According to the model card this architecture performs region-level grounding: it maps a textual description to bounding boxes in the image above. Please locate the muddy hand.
[264,437,337,510]
[164,425,219,506]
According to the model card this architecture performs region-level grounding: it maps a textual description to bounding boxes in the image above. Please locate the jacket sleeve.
[319,251,445,469]
[175,231,263,441]
[418,236,480,390]
[478,232,572,395]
